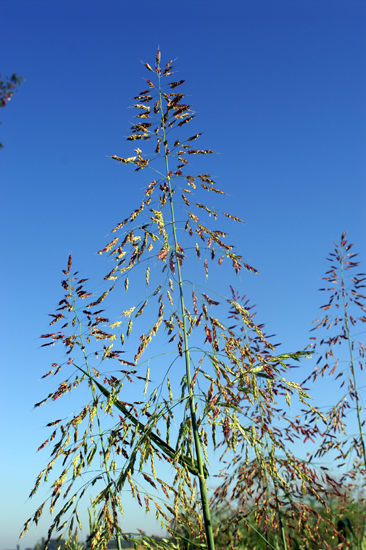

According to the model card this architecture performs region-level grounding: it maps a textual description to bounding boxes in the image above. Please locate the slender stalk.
[71,282,123,550]
[157,63,216,550]
[237,308,288,550]
[339,251,366,472]
[73,364,207,479]
[339,246,366,550]
[258,405,288,550]
[305,234,366,549]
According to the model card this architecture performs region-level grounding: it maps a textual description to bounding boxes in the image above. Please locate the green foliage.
[65,531,83,550]
[173,493,366,550]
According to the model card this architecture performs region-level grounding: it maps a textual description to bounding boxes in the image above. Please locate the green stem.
[71,283,122,550]
[339,248,366,549]
[74,364,207,478]
[261,418,288,550]
[340,251,366,472]
[238,317,287,550]
[157,64,216,550]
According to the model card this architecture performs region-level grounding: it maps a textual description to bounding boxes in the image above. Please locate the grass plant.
[184,290,344,549]
[303,233,366,549]
[20,53,364,550]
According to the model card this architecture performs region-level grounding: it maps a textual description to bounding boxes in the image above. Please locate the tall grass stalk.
[22,51,323,550]
[159,60,216,550]
[304,232,366,549]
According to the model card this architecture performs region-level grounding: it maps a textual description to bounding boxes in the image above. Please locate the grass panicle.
[22,54,364,550]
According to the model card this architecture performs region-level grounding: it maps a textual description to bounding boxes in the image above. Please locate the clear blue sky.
[1,1,365,548]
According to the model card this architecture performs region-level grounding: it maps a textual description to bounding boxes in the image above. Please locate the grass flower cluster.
[22,52,365,550]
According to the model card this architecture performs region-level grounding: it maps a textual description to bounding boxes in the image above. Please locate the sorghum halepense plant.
[304,233,366,549]
[21,51,319,550]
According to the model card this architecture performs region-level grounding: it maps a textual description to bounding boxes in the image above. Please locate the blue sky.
[1,1,365,548]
